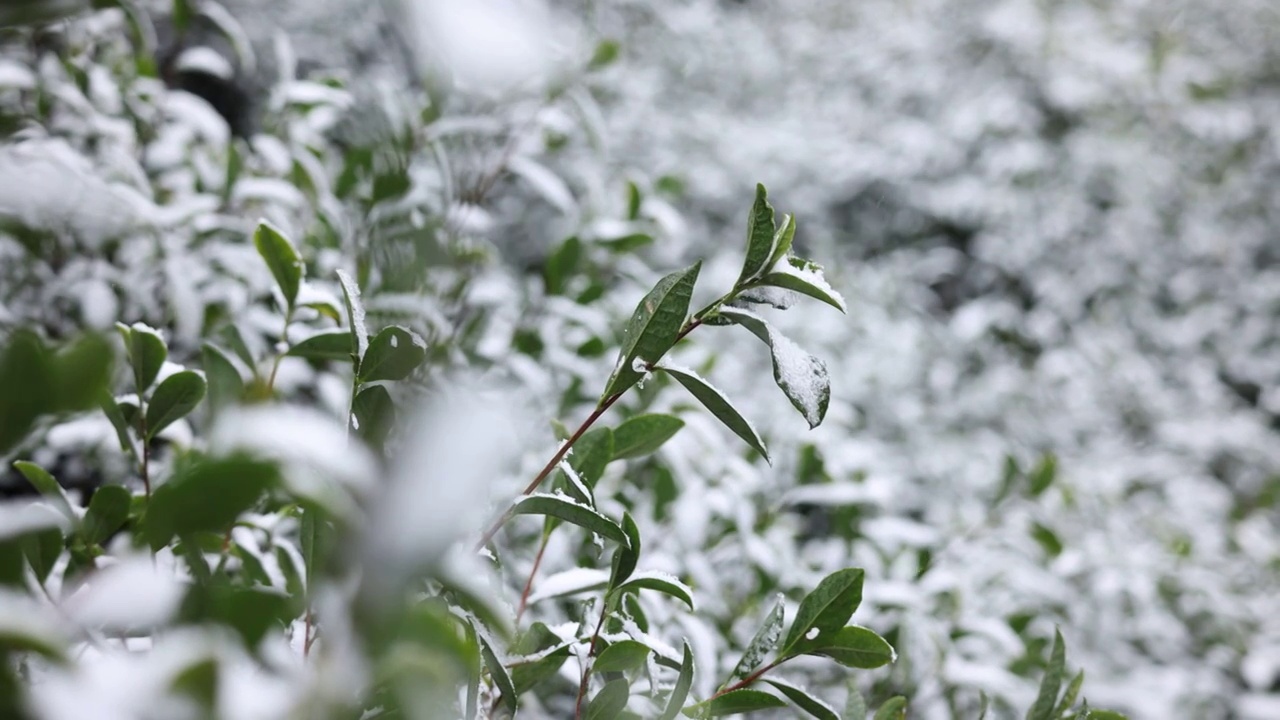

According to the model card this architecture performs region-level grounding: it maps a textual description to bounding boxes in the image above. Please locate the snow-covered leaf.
[359,325,427,382]
[757,256,846,313]
[512,494,628,546]
[714,307,830,428]
[730,593,785,682]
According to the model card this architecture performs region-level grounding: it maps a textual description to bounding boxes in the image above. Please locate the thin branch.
[574,601,610,718]
[474,391,623,552]
[515,533,551,625]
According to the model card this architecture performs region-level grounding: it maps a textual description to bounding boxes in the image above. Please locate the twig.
[515,533,551,625]
[474,392,624,552]
[573,601,610,717]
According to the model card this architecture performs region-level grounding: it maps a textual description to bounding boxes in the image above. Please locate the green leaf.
[600,233,655,253]
[336,269,369,366]
[781,568,865,655]
[738,183,778,285]
[477,630,516,713]
[1028,453,1057,498]
[612,414,685,461]
[589,38,621,70]
[691,689,787,717]
[287,330,356,362]
[179,584,293,648]
[510,622,573,694]
[585,678,630,720]
[609,512,642,588]
[978,691,989,720]
[729,593,785,682]
[601,262,701,400]
[1026,628,1066,720]
[82,485,131,546]
[570,427,614,489]
[13,461,75,524]
[653,363,769,462]
[143,457,278,550]
[22,527,62,584]
[52,333,115,412]
[804,626,895,669]
[613,571,694,610]
[545,236,582,296]
[1054,669,1084,717]
[767,214,797,271]
[762,679,838,720]
[872,696,907,720]
[1031,521,1063,558]
[846,687,867,720]
[202,343,245,411]
[511,494,629,546]
[359,326,427,383]
[713,307,830,429]
[117,321,166,393]
[594,640,650,674]
[100,395,138,459]
[1084,711,1129,720]
[254,220,304,309]
[657,640,694,720]
[757,256,847,313]
[145,370,207,440]
[625,181,642,219]
[352,385,396,451]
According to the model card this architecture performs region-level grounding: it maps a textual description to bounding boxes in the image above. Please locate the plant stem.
[710,659,783,700]
[515,532,551,625]
[266,307,294,392]
[473,391,623,552]
[573,601,610,718]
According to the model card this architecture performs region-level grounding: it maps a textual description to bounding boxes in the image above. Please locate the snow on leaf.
[729,593,785,682]
[335,269,369,361]
[758,255,847,313]
[715,307,830,428]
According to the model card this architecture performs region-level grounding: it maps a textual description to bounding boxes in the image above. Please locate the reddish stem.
[573,603,610,717]
[710,659,783,700]
[514,534,550,624]
[474,392,623,552]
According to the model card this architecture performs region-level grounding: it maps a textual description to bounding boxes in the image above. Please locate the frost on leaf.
[716,307,830,429]
[336,268,369,359]
[759,255,847,313]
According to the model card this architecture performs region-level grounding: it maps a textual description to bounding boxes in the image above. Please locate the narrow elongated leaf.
[544,235,582,296]
[1085,711,1129,720]
[254,220,304,308]
[738,184,778,285]
[13,462,75,524]
[757,256,846,313]
[611,414,685,461]
[602,262,701,399]
[609,512,642,588]
[614,571,694,610]
[570,427,614,489]
[781,568,865,655]
[119,322,167,392]
[594,640,650,674]
[1055,669,1084,717]
[763,679,838,720]
[511,494,628,546]
[872,696,907,720]
[585,678,630,720]
[287,330,355,362]
[767,213,797,271]
[804,626,895,669]
[477,631,516,713]
[82,485,131,546]
[336,269,369,362]
[715,307,830,428]
[510,622,573,693]
[692,689,787,716]
[1026,629,1066,720]
[846,688,867,720]
[1027,454,1057,498]
[359,326,427,382]
[654,362,769,462]
[145,371,207,439]
[100,395,138,459]
[657,640,695,720]
[730,593,786,682]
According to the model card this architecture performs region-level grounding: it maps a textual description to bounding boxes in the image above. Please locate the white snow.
[335,269,369,359]
[63,557,184,631]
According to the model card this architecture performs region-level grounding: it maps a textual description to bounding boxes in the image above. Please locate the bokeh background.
[3,0,1280,718]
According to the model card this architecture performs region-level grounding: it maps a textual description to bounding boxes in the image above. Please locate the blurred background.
[3,0,1280,718]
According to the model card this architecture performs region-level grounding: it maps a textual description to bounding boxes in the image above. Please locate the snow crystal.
[389,334,398,348]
